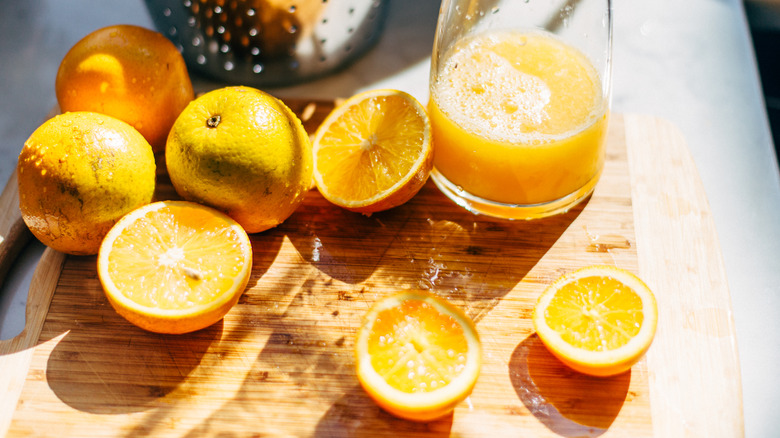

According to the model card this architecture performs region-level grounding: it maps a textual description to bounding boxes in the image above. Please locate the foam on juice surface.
[433,30,603,145]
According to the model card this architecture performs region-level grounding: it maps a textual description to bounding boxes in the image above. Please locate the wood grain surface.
[625,115,744,437]
[0,172,32,293]
[0,102,742,437]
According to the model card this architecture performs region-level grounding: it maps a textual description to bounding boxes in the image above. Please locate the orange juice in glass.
[429,0,612,219]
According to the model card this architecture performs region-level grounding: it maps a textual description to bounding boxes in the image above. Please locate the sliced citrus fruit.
[97,201,252,334]
[355,290,481,422]
[312,89,433,215]
[533,265,658,377]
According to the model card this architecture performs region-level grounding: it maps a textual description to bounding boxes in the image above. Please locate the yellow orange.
[166,86,312,233]
[55,24,194,151]
[17,111,156,255]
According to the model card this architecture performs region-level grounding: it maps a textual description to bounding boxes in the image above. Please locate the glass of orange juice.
[429,0,612,219]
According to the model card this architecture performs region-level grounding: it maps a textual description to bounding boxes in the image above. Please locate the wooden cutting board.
[0,101,743,437]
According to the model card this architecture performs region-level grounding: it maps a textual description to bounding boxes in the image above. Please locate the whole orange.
[166,86,313,233]
[17,112,156,255]
[55,24,194,152]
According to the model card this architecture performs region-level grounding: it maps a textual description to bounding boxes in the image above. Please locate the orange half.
[97,201,252,334]
[312,89,433,215]
[355,290,481,421]
[533,265,658,376]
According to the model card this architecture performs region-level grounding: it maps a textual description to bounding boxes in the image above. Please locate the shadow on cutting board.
[509,334,631,436]
[40,227,285,416]
[32,177,586,433]
[44,309,225,414]
[285,181,585,325]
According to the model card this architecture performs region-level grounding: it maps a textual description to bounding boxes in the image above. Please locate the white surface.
[1,0,779,436]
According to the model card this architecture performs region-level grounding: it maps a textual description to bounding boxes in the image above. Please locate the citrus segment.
[98,201,252,334]
[355,290,481,422]
[533,265,658,377]
[313,89,433,214]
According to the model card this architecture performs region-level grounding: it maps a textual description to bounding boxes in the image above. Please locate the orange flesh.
[545,275,644,351]
[315,95,427,200]
[367,300,470,393]
[106,204,248,310]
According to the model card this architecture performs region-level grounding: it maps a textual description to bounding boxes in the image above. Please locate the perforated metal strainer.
[144,0,388,87]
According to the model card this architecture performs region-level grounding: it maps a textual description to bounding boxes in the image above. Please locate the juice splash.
[430,30,608,210]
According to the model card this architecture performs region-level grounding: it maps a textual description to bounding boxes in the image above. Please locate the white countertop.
[1,1,778,436]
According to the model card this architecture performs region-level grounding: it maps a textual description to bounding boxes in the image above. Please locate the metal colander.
[143,0,388,87]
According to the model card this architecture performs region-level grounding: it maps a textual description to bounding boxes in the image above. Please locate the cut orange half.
[97,201,253,334]
[533,265,658,377]
[312,89,433,214]
[355,290,481,422]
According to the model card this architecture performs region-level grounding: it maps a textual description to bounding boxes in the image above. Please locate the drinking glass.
[429,0,612,219]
